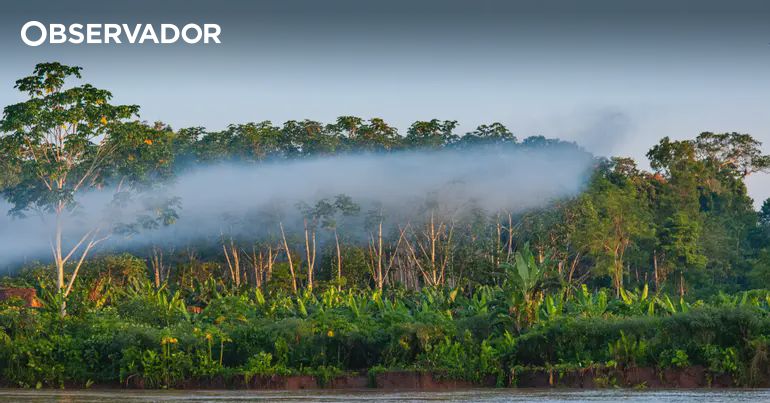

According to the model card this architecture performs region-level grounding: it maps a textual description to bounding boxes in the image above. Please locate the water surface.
[2,389,770,402]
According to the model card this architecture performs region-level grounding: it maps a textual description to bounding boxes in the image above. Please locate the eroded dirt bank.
[103,367,751,390]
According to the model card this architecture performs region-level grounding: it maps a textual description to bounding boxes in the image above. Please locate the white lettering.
[182,24,202,44]
[161,24,179,44]
[204,24,221,44]
[122,24,141,43]
[21,22,221,46]
[21,21,46,47]
[49,24,66,44]
[139,25,159,43]
[104,24,121,44]
[68,24,84,44]
[86,24,101,43]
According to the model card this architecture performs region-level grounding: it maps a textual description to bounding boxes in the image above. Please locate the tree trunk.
[253,248,263,289]
[653,250,659,291]
[377,220,383,290]
[279,222,298,294]
[54,207,66,317]
[430,211,437,285]
[335,229,342,288]
[506,212,514,263]
[52,203,107,316]
[495,217,501,267]
[303,220,317,291]
[150,246,164,288]
[222,239,241,287]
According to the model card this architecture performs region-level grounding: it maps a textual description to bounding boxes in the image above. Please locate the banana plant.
[502,243,545,296]
[500,243,546,329]
[320,286,344,309]
[345,291,370,319]
[541,294,565,321]
[619,284,656,316]
[655,294,691,315]
[572,284,609,318]
[467,286,494,315]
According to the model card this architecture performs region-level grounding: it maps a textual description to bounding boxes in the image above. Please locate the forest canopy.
[2,63,770,389]
[2,62,768,298]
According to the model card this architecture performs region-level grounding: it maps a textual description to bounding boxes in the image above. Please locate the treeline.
[8,124,767,298]
[4,62,770,389]
[69,125,770,299]
[2,63,770,300]
[94,117,563,178]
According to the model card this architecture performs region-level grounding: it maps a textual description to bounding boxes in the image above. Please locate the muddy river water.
[2,389,770,402]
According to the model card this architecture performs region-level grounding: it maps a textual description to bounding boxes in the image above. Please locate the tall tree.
[577,160,653,295]
[659,212,706,296]
[405,119,458,148]
[694,132,770,178]
[320,194,360,287]
[455,122,516,148]
[0,63,158,311]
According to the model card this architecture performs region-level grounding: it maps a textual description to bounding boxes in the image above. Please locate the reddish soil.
[14,367,753,390]
[511,365,742,388]
[375,371,477,390]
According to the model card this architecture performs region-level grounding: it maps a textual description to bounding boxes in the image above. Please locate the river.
[1,389,770,402]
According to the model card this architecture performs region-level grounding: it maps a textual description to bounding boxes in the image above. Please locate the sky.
[1,0,770,203]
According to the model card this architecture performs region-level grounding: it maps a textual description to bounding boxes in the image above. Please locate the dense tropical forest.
[3,63,770,389]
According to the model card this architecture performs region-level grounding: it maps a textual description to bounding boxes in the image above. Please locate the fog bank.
[0,145,594,268]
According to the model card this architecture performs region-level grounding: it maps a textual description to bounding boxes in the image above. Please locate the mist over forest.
[3,62,770,297]
[0,141,594,267]
[3,63,770,389]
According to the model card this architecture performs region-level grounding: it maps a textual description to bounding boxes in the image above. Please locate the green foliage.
[3,62,770,388]
[703,344,738,375]
[501,243,546,329]
[0,62,140,214]
[608,331,649,367]
[242,352,291,382]
[2,282,770,387]
[309,365,343,387]
[659,349,690,368]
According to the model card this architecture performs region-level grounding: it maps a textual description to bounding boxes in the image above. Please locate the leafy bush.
[608,331,649,367]
[4,280,770,388]
[242,352,291,382]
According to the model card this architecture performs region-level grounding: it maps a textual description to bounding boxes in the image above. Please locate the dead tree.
[279,222,298,294]
[245,244,278,289]
[403,211,455,287]
[222,237,242,287]
[367,220,407,290]
[302,217,318,291]
[149,246,172,288]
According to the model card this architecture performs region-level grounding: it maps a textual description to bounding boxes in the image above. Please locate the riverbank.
[6,367,752,390]
[4,289,770,390]
[161,367,744,389]
[5,389,770,403]
[233,367,738,390]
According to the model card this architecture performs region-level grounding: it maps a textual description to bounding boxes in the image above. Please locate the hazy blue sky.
[1,0,770,202]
